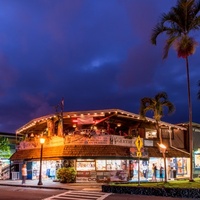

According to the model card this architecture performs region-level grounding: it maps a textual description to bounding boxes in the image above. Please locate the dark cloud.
[0,0,199,133]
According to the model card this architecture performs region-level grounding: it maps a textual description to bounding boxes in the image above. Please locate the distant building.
[11,109,189,182]
[0,132,21,179]
[177,122,200,178]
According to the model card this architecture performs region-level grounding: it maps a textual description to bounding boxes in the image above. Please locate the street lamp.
[157,143,167,183]
[38,137,45,185]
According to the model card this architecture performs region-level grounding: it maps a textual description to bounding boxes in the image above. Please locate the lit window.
[145,128,157,139]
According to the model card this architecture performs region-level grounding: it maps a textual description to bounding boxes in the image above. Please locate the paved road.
[0,185,63,200]
[0,185,194,200]
[43,190,111,200]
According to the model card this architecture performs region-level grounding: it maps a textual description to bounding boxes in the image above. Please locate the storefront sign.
[76,171,97,182]
[110,135,137,147]
[143,139,154,147]
[65,135,110,145]
[64,134,143,147]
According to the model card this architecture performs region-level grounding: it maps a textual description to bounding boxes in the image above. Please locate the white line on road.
[43,190,112,200]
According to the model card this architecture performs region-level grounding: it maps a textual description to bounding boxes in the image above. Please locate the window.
[76,160,95,171]
[145,128,157,139]
[96,160,126,171]
[161,129,174,139]
[161,129,169,139]
[195,154,200,169]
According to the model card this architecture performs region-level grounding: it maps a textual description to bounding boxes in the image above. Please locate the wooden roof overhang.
[10,145,132,161]
[147,147,189,158]
[16,109,186,135]
[10,145,189,162]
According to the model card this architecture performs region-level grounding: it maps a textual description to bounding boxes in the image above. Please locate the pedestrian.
[160,166,164,181]
[22,164,27,184]
[152,163,157,181]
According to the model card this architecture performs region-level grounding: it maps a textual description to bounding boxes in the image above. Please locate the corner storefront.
[10,109,189,182]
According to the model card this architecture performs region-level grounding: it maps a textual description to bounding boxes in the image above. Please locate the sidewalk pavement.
[0,179,104,191]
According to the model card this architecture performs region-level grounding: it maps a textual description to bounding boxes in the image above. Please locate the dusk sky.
[0,0,200,133]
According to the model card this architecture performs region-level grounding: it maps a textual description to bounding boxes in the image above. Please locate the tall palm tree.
[151,0,200,182]
[139,92,175,183]
[198,80,200,99]
[139,92,175,144]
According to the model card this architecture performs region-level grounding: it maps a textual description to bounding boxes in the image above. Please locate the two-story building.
[10,109,190,182]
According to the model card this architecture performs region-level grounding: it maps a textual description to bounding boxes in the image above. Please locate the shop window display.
[76,160,95,171]
[32,160,58,180]
[149,158,165,180]
[195,154,200,169]
[176,157,187,175]
[102,160,128,182]
[96,160,126,171]
[76,159,96,182]
[76,159,129,182]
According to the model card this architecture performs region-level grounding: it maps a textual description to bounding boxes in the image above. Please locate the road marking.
[43,190,112,200]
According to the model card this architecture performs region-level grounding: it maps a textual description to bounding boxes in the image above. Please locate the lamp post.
[38,138,45,185]
[158,143,167,183]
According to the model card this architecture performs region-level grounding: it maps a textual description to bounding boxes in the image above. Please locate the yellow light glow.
[117,123,121,127]
[158,143,166,149]
[40,138,45,144]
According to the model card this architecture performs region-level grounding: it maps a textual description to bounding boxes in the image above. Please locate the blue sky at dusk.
[0,0,199,133]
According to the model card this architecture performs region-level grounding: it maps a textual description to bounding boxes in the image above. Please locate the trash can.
[12,172,20,180]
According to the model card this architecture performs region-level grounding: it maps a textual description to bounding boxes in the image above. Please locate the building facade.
[10,109,190,182]
[0,132,22,179]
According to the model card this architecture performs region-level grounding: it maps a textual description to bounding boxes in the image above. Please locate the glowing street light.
[157,143,167,183]
[38,137,45,185]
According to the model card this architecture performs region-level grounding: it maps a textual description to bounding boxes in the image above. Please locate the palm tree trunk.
[156,121,162,144]
[185,57,193,182]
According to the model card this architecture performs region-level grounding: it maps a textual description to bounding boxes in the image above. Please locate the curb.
[0,183,70,190]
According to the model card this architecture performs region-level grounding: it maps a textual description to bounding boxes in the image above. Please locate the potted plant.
[56,167,77,183]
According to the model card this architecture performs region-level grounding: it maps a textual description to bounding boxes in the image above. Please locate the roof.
[147,147,189,158]
[16,108,186,134]
[10,145,189,161]
[10,145,131,160]
[177,122,200,129]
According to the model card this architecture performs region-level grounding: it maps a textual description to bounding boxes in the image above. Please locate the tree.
[139,92,175,183]
[151,0,200,182]
[139,92,175,144]
[198,80,200,99]
[0,137,11,158]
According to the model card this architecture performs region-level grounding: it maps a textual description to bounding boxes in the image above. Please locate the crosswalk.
[43,190,112,200]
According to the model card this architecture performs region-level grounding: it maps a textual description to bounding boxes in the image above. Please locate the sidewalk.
[0,179,104,191]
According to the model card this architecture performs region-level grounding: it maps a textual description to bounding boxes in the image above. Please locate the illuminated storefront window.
[76,159,95,171]
[76,159,128,182]
[195,154,200,168]
[145,128,157,139]
[32,160,59,180]
[96,160,126,171]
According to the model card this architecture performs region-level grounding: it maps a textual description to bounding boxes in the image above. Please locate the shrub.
[56,167,77,183]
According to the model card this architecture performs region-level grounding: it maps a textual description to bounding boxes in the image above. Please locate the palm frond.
[139,92,175,121]
[151,0,200,59]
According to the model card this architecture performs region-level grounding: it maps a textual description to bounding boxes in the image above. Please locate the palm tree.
[151,0,200,182]
[139,92,175,144]
[198,80,200,99]
[139,91,175,183]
